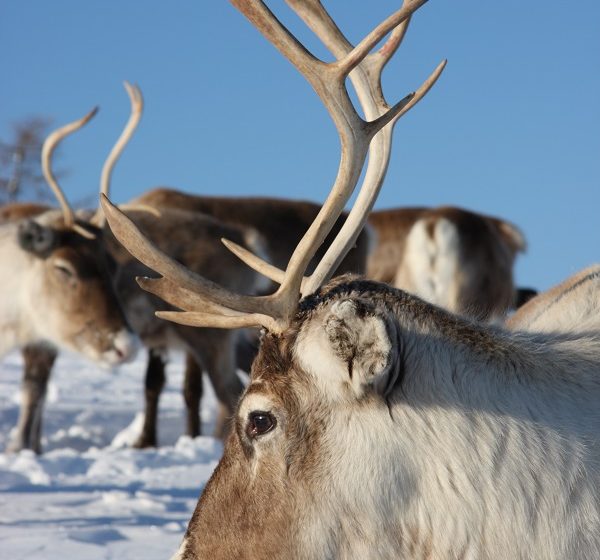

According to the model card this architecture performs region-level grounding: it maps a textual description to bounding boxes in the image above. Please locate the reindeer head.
[19,214,136,364]
[1,106,138,365]
[176,276,420,558]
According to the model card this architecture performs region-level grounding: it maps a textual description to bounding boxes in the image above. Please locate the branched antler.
[103,0,445,333]
[225,0,446,294]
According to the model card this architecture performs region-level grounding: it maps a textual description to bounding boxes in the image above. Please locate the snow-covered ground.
[0,349,224,559]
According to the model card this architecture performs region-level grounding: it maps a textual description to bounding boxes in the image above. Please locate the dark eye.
[246,411,276,438]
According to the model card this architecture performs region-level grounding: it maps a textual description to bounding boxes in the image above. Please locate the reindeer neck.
[373,293,600,558]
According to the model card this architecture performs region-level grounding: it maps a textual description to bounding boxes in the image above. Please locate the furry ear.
[17,220,56,256]
[324,299,402,397]
[493,219,527,254]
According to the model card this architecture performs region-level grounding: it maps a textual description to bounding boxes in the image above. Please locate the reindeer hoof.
[132,435,157,449]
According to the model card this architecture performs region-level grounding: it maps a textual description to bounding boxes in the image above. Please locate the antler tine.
[137,277,282,331]
[229,0,428,322]
[334,0,428,77]
[288,0,412,113]
[221,238,310,292]
[92,81,144,226]
[155,311,280,331]
[41,107,99,239]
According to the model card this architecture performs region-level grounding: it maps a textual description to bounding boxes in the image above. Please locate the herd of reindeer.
[2,1,599,559]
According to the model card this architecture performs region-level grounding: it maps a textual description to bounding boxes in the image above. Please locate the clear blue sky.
[2,1,598,292]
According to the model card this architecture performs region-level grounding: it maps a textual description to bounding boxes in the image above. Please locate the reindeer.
[506,264,600,333]
[2,85,272,451]
[101,1,599,558]
[367,205,527,320]
[0,108,138,453]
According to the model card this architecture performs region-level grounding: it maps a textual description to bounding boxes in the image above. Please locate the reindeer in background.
[2,88,269,451]
[367,205,527,320]
[103,1,599,558]
[0,108,138,453]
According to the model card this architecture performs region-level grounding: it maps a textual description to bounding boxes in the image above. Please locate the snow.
[0,349,224,559]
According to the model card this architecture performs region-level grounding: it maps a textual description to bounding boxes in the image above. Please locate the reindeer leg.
[133,348,166,448]
[183,353,204,438]
[8,343,56,454]
[178,328,244,439]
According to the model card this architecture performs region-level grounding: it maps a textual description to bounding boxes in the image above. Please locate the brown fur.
[367,206,526,320]
[135,187,369,283]
[0,202,52,222]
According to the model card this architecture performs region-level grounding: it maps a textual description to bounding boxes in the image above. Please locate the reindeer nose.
[106,329,140,365]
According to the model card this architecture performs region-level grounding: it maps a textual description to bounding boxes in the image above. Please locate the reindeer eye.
[246,411,276,438]
[53,262,75,279]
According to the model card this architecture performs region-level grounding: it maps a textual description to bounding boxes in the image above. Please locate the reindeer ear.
[493,219,527,254]
[324,299,401,398]
[17,220,57,257]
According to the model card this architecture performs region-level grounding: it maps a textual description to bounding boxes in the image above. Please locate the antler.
[91,81,143,226]
[41,107,99,239]
[102,0,443,333]
[225,0,446,295]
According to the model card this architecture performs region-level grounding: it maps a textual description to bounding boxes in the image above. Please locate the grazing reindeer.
[102,1,599,558]
[0,109,138,453]
[0,109,136,362]
[4,83,271,450]
[367,205,527,320]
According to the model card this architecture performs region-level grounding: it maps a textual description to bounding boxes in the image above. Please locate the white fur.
[289,275,600,559]
[508,265,600,333]
[396,218,460,313]
[295,316,352,403]
[296,300,394,399]
[0,222,44,356]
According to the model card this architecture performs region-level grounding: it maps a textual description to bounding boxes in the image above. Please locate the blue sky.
[2,1,598,292]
